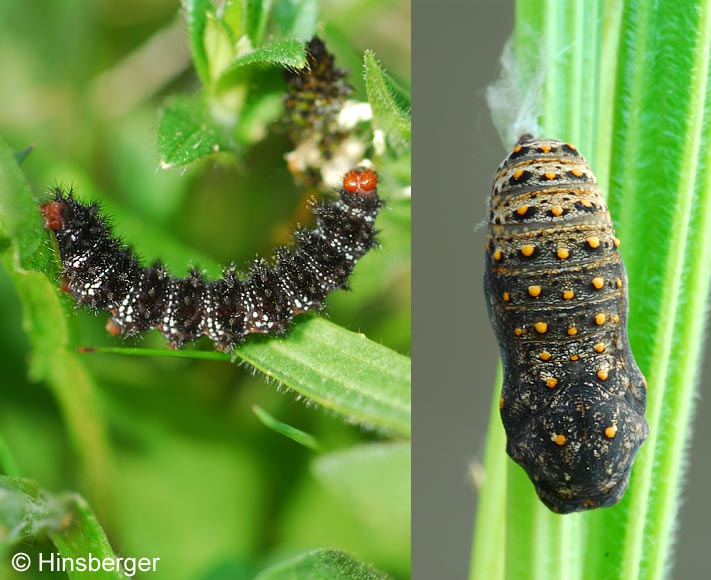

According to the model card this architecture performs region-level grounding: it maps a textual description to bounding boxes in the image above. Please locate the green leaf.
[245,0,273,46]
[252,405,321,450]
[272,0,319,41]
[0,477,63,556]
[363,51,411,153]
[216,38,307,91]
[235,90,285,145]
[205,12,238,83]
[0,476,125,579]
[312,441,410,554]
[182,0,214,85]
[0,135,114,520]
[0,148,44,268]
[238,319,410,436]
[48,496,128,580]
[255,549,391,580]
[157,95,235,168]
[220,0,245,40]
[88,318,411,437]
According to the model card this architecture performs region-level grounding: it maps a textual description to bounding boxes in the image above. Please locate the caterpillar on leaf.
[40,167,381,351]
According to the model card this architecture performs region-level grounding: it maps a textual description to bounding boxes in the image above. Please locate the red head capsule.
[343,167,378,194]
[40,201,66,231]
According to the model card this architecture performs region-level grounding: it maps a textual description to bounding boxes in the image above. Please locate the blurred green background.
[0,1,410,578]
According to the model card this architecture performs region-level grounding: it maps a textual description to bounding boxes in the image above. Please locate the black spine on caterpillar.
[40,167,381,351]
[483,136,648,514]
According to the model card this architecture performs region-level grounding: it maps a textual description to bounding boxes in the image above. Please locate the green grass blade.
[604,2,711,578]
[468,366,506,580]
[252,405,322,450]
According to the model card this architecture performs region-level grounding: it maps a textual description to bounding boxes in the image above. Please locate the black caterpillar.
[284,37,352,159]
[40,168,381,351]
[284,37,364,192]
[483,136,648,513]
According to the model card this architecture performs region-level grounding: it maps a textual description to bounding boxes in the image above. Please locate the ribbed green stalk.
[469,367,506,580]
[471,1,711,578]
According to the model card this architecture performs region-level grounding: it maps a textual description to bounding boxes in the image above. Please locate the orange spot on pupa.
[545,171,557,180]
[568,326,578,336]
[521,244,535,257]
[541,144,552,153]
[503,291,511,302]
[534,322,548,334]
[512,144,522,153]
[592,277,605,289]
[500,396,505,410]
[570,354,580,361]
[562,290,575,300]
[597,368,609,381]
[594,343,605,353]
[616,278,623,288]
[557,248,570,260]
[552,434,567,446]
[551,206,564,217]
[493,249,503,261]
[528,285,542,297]
[605,425,618,438]
[587,236,600,248]
[546,377,558,388]
[514,327,523,336]
[540,351,552,361]
[513,169,525,179]
[613,237,621,247]
[516,205,529,216]
[580,199,593,207]
[571,168,584,177]
[595,313,606,325]
[612,314,620,324]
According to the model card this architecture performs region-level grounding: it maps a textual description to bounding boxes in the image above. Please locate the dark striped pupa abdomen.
[483,136,648,514]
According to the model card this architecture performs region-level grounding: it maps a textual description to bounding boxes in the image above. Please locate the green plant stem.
[472,1,711,579]
[469,367,506,580]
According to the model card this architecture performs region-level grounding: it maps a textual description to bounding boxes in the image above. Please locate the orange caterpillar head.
[343,167,378,195]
